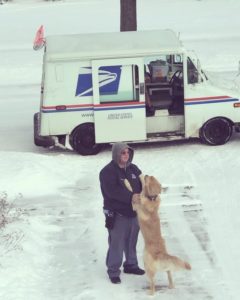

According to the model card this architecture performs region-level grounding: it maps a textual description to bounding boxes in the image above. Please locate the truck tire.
[199,117,232,145]
[70,123,102,155]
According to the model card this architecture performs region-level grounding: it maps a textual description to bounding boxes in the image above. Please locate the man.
[99,142,145,284]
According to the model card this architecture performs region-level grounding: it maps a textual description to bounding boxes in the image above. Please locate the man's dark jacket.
[99,143,142,217]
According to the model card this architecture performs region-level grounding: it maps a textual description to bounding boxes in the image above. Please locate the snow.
[0,0,240,299]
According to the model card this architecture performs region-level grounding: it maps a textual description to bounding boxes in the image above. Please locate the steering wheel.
[169,70,183,86]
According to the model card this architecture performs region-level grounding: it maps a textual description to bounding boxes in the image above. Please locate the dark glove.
[104,210,115,230]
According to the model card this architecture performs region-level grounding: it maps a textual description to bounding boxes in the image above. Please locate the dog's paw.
[132,202,140,211]
[147,289,155,296]
[132,193,141,204]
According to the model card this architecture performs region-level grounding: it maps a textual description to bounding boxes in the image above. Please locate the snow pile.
[0,0,240,299]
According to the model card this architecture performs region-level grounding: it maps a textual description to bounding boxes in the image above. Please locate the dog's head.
[137,175,162,214]
[143,175,162,200]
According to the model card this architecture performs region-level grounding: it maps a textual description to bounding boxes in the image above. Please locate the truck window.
[144,54,184,83]
[98,64,139,104]
[172,54,182,64]
[187,57,199,84]
[145,56,169,83]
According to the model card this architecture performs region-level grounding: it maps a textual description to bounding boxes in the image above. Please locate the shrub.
[0,192,27,256]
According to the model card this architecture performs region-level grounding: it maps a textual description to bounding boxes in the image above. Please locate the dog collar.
[147,195,158,201]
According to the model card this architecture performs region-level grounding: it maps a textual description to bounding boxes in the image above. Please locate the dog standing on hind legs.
[124,175,191,295]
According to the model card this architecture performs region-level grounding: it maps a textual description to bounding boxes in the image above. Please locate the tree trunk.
[120,0,137,32]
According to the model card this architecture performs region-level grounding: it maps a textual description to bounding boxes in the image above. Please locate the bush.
[0,192,27,256]
[0,192,24,228]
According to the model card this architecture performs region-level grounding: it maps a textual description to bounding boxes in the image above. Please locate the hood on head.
[112,142,134,165]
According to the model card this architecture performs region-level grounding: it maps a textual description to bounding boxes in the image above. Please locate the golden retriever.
[124,175,191,295]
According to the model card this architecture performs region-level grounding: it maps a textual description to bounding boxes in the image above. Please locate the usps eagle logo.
[75,66,122,97]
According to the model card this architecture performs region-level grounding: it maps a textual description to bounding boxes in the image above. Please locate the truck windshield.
[187,57,208,84]
[187,57,199,84]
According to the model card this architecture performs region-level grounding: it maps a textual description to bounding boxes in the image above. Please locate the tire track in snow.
[162,184,231,300]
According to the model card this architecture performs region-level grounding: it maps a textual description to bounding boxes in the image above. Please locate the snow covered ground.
[0,0,240,299]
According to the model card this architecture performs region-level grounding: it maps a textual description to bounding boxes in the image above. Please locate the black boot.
[124,267,145,275]
[110,277,121,284]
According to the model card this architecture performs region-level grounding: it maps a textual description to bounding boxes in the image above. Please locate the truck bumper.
[235,122,240,133]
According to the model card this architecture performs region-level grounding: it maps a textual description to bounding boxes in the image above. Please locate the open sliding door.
[92,57,146,143]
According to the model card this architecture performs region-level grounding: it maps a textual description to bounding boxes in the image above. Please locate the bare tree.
[120,0,137,32]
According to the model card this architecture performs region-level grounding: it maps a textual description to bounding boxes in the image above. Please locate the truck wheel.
[199,117,232,145]
[70,123,102,155]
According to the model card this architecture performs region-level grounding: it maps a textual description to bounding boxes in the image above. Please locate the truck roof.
[45,29,184,61]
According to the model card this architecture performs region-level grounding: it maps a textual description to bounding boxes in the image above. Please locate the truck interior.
[144,54,184,117]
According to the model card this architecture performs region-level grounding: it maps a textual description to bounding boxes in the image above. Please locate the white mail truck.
[34,29,240,155]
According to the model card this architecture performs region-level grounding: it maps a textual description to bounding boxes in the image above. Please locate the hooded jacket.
[99,143,142,217]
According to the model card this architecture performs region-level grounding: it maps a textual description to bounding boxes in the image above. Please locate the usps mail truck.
[34,29,240,155]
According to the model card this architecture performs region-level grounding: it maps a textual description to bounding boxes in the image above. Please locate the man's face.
[119,148,130,166]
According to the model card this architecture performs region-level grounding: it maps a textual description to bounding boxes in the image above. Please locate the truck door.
[92,58,146,143]
[184,55,211,138]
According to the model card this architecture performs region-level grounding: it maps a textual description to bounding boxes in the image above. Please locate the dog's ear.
[150,176,162,195]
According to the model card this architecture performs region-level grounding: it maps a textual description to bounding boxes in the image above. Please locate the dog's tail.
[161,254,191,272]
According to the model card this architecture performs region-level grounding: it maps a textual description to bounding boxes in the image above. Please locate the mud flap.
[34,112,55,147]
